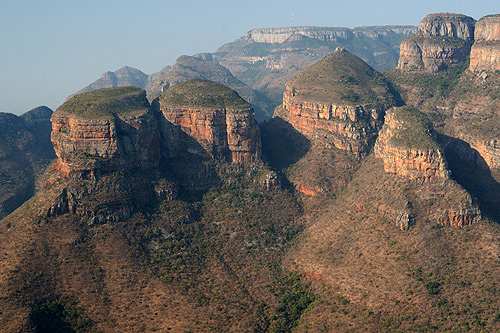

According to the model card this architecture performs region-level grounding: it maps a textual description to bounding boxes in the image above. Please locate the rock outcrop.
[0,107,55,219]
[51,87,160,179]
[275,47,396,156]
[398,13,475,73]
[375,106,450,183]
[469,14,500,72]
[155,79,261,164]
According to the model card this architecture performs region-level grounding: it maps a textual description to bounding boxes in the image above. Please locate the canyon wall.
[469,14,500,72]
[51,87,160,179]
[375,106,450,183]
[155,79,261,163]
[398,13,475,73]
[275,47,396,156]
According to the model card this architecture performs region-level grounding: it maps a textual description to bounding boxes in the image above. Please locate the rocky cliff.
[275,47,396,156]
[52,87,160,179]
[0,107,55,218]
[469,14,500,72]
[244,26,416,44]
[155,79,261,164]
[398,13,475,73]
[375,106,450,182]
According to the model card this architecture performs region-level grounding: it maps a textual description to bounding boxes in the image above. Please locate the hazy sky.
[1,0,498,114]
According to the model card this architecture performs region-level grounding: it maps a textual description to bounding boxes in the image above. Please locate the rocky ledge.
[51,87,160,179]
[275,47,396,156]
[154,79,261,163]
[398,13,475,73]
[375,106,450,183]
[469,14,500,72]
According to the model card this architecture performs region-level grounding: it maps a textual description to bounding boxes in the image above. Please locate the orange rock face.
[275,85,384,156]
[469,15,500,72]
[375,107,450,183]
[51,110,160,178]
[156,104,261,163]
[398,13,475,73]
[294,184,321,196]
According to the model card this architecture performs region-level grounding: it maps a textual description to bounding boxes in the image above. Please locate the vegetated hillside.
[196,25,416,104]
[288,47,395,106]
[0,161,314,332]
[4,14,500,332]
[148,55,276,121]
[0,106,55,219]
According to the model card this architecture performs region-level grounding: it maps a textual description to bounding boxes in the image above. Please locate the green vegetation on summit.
[389,106,439,150]
[288,48,394,105]
[59,86,150,119]
[160,79,251,110]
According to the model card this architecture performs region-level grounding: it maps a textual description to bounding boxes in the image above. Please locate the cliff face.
[0,107,55,219]
[469,15,500,72]
[51,87,160,179]
[275,48,396,156]
[375,106,450,183]
[155,79,261,164]
[398,13,475,73]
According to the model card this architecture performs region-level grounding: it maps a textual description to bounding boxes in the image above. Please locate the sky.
[0,0,498,114]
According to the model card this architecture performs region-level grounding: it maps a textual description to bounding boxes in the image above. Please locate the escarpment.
[275,47,397,156]
[469,14,500,72]
[51,87,160,178]
[155,79,261,163]
[374,106,480,228]
[375,106,449,182]
[398,13,475,73]
[49,82,262,220]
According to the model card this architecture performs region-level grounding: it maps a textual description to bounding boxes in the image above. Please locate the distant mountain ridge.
[195,25,416,103]
[69,24,416,121]
[67,65,171,100]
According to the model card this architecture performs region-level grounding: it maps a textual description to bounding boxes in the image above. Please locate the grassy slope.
[288,49,393,106]
[59,86,150,119]
[160,79,251,110]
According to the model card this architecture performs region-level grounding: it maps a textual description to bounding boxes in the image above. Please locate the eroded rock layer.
[469,14,500,72]
[375,106,450,183]
[51,87,160,178]
[275,48,396,156]
[155,79,261,163]
[398,13,475,73]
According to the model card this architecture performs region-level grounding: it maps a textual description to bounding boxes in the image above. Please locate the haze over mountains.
[70,25,416,121]
[2,13,500,332]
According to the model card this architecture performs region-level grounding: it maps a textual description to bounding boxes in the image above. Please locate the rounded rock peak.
[57,86,150,119]
[418,13,475,40]
[287,49,393,106]
[159,79,251,110]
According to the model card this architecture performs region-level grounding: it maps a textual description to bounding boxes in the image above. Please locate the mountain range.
[1,13,500,332]
[70,24,416,121]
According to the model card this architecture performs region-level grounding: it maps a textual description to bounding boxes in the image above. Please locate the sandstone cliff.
[155,79,261,164]
[275,47,397,156]
[469,14,500,72]
[375,106,449,182]
[52,87,160,179]
[373,106,481,228]
[398,13,475,73]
